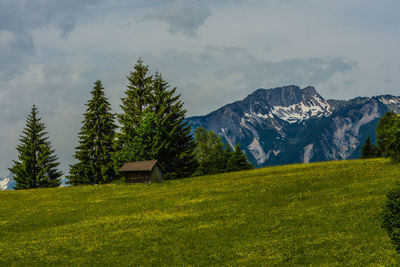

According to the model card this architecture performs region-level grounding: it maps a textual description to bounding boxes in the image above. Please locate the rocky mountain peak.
[187,85,400,168]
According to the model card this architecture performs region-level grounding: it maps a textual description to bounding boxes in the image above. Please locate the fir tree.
[9,105,62,189]
[226,143,253,172]
[113,111,162,167]
[193,127,226,175]
[116,60,197,178]
[150,72,197,179]
[117,59,153,147]
[386,121,400,163]
[360,136,377,159]
[68,80,116,185]
[376,111,400,157]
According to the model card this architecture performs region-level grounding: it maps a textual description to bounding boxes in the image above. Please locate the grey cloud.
[145,46,357,115]
[0,33,34,79]
[0,0,100,78]
[0,0,100,33]
[155,0,210,37]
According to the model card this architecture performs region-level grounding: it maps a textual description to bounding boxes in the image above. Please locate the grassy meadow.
[1,158,400,265]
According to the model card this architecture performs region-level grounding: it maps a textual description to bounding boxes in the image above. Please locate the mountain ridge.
[187,85,400,167]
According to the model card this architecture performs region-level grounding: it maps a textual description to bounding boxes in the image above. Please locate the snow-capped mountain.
[187,85,400,167]
[0,175,15,190]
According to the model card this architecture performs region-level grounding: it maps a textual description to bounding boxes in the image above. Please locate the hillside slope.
[1,159,400,265]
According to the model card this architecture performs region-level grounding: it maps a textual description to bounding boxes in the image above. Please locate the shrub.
[382,180,400,251]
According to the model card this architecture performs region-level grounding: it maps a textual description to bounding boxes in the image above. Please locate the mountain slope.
[0,159,399,265]
[188,85,400,167]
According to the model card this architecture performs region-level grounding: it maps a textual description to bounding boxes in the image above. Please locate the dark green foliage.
[9,105,62,189]
[193,128,252,175]
[226,143,253,171]
[68,80,116,185]
[149,72,197,179]
[382,180,400,252]
[361,136,378,159]
[116,61,196,179]
[117,58,153,147]
[387,121,400,163]
[376,111,400,162]
[113,111,162,168]
[376,111,400,157]
[194,127,227,175]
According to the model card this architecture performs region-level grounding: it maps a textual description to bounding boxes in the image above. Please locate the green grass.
[1,159,400,265]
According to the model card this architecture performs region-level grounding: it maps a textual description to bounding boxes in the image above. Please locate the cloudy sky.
[1,0,399,177]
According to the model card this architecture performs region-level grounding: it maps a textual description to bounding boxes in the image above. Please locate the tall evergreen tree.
[360,136,377,159]
[193,127,226,175]
[9,105,62,189]
[117,59,153,147]
[226,143,253,172]
[150,72,197,179]
[115,62,196,179]
[68,80,117,185]
[376,111,400,157]
[113,111,163,168]
[386,121,400,163]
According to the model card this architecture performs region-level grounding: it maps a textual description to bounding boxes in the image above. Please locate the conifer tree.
[68,80,116,185]
[9,105,62,189]
[117,59,153,147]
[113,111,162,168]
[386,121,400,163]
[360,136,377,159]
[226,143,253,172]
[376,111,400,157]
[150,72,197,179]
[194,127,226,175]
[115,62,196,179]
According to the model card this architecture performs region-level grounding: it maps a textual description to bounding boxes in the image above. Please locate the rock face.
[187,85,400,167]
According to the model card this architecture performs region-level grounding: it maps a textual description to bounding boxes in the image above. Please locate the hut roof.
[118,160,164,172]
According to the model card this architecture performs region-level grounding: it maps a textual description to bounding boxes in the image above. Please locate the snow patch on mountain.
[248,137,267,164]
[0,176,15,190]
[303,144,314,163]
[379,96,400,105]
[270,95,332,124]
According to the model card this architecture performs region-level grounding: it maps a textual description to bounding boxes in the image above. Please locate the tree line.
[361,111,400,162]
[9,59,252,189]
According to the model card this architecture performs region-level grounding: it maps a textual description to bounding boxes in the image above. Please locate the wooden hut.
[118,160,164,184]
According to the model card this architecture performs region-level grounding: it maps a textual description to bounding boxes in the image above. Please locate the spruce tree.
[376,111,400,157]
[150,72,197,179]
[386,121,400,163]
[194,127,226,175]
[360,136,377,159]
[68,80,116,185]
[116,62,196,179]
[9,105,62,189]
[226,143,253,172]
[114,111,162,168]
[117,59,153,147]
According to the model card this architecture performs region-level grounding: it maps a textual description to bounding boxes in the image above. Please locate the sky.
[1,0,400,177]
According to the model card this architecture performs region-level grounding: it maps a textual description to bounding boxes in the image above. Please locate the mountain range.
[187,85,400,167]
[2,85,399,189]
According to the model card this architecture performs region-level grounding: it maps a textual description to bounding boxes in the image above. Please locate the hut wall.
[150,166,163,183]
[125,171,151,183]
